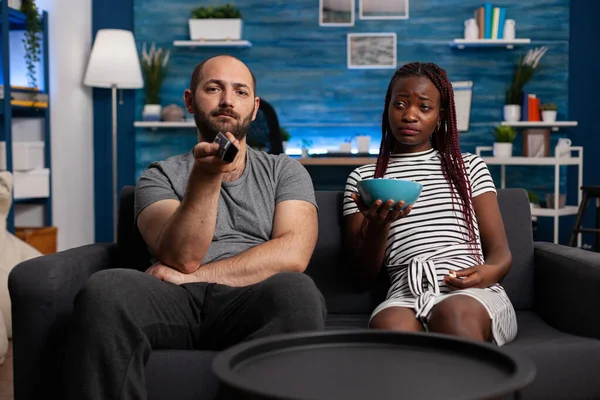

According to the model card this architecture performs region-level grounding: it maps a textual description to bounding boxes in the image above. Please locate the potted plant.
[527,190,540,212]
[189,4,243,41]
[280,127,291,152]
[340,136,353,153]
[492,125,517,157]
[504,46,548,122]
[540,103,558,122]
[20,0,42,102]
[140,43,170,121]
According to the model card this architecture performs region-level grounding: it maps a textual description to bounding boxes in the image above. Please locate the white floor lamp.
[83,29,143,241]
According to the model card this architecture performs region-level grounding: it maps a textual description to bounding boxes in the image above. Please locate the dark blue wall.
[567,0,600,249]
[92,0,136,242]
[93,0,598,247]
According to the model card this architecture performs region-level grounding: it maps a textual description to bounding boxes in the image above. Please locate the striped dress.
[342,148,518,346]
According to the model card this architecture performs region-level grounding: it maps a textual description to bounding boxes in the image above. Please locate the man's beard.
[194,105,254,142]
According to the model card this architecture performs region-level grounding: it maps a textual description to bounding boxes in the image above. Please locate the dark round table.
[212,329,535,400]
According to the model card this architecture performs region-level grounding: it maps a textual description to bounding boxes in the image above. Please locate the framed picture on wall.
[359,0,409,20]
[347,33,397,69]
[320,0,355,26]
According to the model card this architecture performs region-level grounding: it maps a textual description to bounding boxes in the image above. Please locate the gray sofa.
[9,187,600,400]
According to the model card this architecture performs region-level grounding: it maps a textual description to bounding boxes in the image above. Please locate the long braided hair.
[375,62,479,251]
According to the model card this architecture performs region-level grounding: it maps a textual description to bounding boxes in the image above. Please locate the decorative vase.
[503,19,516,40]
[542,110,557,122]
[356,135,371,153]
[161,104,185,121]
[503,105,521,122]
[493,142,513,158]
[143,104,162,121]
[301,148,309,158]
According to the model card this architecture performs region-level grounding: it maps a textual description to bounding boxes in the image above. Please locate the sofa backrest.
[117,186,534,313]
[117,186,152,272]
[306,188,535,313]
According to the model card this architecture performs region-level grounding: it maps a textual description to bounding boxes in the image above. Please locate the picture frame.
[359,0,409,20]
[347,33,397,69]
[522,129,551,157]
[320,0,355,27]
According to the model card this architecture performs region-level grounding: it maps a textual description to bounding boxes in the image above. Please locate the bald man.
[64,55,326,400]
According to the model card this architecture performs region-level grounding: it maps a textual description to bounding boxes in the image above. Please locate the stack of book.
[473,3,507,40]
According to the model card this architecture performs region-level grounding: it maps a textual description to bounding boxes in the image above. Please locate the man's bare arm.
[137,164,221,273]
[188,200,318,287]
[137,135,244,274]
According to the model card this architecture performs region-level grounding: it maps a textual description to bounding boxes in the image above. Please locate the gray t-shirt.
[134,147,317,264]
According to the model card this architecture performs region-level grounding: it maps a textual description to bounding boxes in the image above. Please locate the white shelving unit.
[476,146,583,245]
[500,120,578,132]
[450,38,531,49]
[173,40,252,48]
[134,121,195,129]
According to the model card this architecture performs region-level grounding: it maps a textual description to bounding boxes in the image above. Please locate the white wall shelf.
[134,121,195,129]
[450,38,531,49]
[173,40,252,48]
[500,121,578,132]
[531,206,579,217]
[476,146,584,246]
[481,156,581,166]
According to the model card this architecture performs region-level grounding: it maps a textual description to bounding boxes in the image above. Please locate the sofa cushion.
[145,350,219,400]
[306,191,387,314]
[505,312,600,400]
[496,189,535,311]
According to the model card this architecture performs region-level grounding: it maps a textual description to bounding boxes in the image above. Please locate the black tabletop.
[212,329,535,400]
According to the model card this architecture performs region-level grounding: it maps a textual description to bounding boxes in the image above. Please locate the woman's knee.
[428,296,491,340]
[369,307,423,332]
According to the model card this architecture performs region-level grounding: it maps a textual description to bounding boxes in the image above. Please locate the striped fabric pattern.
[342,148,517,346]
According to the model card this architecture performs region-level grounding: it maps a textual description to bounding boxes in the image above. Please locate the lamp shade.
[84,29,143,89]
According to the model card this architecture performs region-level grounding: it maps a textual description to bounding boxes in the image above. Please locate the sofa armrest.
[8,243,118,400]
[534,241,600,340]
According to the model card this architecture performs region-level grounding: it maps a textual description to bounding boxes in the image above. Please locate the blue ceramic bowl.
[356,178,423,210]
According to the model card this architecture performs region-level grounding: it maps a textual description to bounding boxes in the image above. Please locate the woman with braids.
[342,62,517,346]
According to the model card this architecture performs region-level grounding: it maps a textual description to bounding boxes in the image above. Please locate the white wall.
[22,0,95,250]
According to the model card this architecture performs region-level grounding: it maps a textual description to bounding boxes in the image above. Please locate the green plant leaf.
[20,0,42,102]
[492,126,517,143]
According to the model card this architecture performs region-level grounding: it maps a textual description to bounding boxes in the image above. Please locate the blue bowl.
[356,178,423,210]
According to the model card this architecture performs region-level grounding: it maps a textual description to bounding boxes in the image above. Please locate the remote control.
[214,132,238,163]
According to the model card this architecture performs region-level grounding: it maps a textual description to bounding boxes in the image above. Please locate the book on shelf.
[475,3,507,39]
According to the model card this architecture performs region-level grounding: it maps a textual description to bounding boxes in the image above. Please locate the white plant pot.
[542,110,557,122]
[282,141,288,152]
[188,19,242,41]
[356,135,371,153]
[493,142,513,158]
[143,104,162,121]
[503,105,521,122]
[301,148,309,158]
[339,142,351,153]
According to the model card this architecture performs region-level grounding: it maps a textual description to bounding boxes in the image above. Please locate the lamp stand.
[111,84,118,241]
